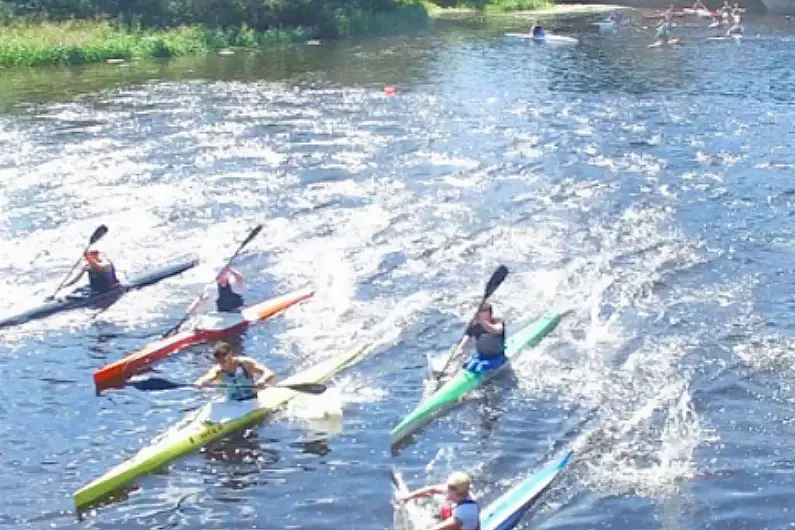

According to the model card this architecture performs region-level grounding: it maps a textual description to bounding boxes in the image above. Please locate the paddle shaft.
[432,265,508,385]
[163,224,262,337]
[128,376,326,395]
[51,225,108,298]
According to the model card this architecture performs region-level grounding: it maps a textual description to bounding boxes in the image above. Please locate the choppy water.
[2,11,795,530]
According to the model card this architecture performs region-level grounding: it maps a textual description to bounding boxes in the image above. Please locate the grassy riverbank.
[0,3,428,68]
[0,0,615,68]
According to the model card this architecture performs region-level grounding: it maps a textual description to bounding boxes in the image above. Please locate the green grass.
[484,0,554,12]
[0,4,428,68]
[422,0,554,14]
[0,21,211,67]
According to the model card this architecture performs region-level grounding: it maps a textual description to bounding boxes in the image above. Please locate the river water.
[2,11,795,530]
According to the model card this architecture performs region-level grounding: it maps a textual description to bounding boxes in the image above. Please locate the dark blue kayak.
[0,258,198,329]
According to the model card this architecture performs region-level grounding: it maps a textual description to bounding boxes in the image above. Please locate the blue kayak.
[481,451,572,530]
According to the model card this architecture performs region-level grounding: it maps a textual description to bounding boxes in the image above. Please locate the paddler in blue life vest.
[193,341,276,401]
[451,301,506,374]
[654,9,676,45]
[398,471,481,530]
[531,21,545,39]
[62,247,120,294]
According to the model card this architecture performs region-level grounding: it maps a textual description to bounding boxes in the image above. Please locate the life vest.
[216,281,244,312]
[440,498,480,530]
[219,362,257,401]
[85,256,119,293]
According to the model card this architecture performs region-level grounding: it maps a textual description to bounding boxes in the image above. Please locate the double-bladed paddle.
[431,265,509,387]
[162,224,263,338]
[50,225,109,299]
[127,375,327,394]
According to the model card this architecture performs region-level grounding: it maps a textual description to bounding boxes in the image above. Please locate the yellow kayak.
[74,343,374,509]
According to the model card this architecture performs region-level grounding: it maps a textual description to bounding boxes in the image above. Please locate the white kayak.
[707,34,743,41]
[592,21,617,30]
[649,37,681,47]
[505,33,579,44]
[392,452,572,530]
[683,7,713,17]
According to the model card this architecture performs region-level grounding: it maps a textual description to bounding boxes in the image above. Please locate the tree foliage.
[1,0,414,34]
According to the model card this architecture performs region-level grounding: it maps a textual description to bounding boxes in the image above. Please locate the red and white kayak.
[93,287,314,392]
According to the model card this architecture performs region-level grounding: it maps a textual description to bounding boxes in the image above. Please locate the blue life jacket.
[219,363,257,401]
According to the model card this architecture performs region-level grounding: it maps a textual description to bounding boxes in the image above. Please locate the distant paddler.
[397,471,481,530]
[652,10,676,46]
[62,247,120,294]
[608,9,626,24]
[531,21,546,39]
[727,3,744,35]
[446,301,506,375]
[726,12,743,35]
[193,341,276,401]
[719,0,731,22]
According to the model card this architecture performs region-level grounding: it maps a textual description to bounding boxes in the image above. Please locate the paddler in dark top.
[62,247,120,294]
[531,21,545,38]
[193,341,276,401]
[214,266,245,312]
[451,302,506,374]
[187,265,246,316]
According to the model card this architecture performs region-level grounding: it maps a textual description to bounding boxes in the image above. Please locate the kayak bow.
[93,287,314,392]
[0,259,199,329]
[481,452,572,530]
[74,341,377,510]
[390,312,567,450]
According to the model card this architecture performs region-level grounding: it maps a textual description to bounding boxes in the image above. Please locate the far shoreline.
[0,2,652,70]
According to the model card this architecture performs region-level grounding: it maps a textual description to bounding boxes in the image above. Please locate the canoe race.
[1,0,794,527]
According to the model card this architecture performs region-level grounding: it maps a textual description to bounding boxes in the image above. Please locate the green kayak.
[390,312,566,449]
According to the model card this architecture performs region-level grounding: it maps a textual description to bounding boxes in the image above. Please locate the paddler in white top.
[727,5,743,35]
[193,341,276,401]
[398,471,480,530]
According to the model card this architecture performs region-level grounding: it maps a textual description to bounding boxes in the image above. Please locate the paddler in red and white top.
[62,247,120,295]
[398,471,481,530]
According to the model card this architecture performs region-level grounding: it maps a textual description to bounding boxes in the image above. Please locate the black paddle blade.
[484,265,509,299]
[282,382,326,394]
[242,225,263,247]
[90,225,109,245]
[127,377,185,391]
